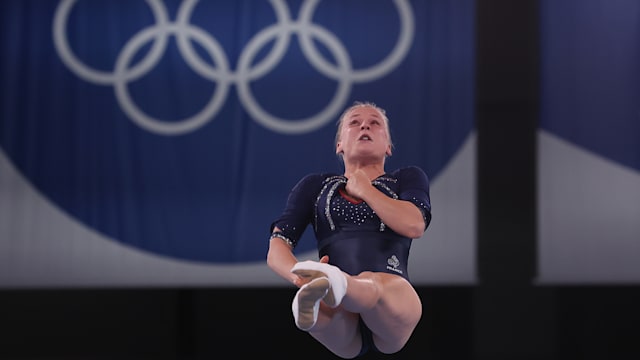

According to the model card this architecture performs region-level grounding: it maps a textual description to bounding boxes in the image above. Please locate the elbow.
[389,216,425,239]
[406,229,424,240]
[405,221,426,239]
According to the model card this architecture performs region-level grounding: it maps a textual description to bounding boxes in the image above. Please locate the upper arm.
[269,174,323,248]
[397,166,432,230]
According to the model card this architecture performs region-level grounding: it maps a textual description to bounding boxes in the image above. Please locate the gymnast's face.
[336,105,392,161]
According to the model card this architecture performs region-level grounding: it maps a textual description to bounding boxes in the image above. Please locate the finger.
[293,277,305,288]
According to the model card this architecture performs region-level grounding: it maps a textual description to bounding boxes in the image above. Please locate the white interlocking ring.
[53,0,415,136]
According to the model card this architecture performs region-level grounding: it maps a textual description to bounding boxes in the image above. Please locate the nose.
[361,124,370,130]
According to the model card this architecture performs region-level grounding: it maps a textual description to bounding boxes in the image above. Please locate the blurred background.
[0,0,638,359]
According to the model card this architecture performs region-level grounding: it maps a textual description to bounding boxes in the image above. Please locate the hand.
[292,276,307,288]
[291,256,331,288]
[345,169,371,201]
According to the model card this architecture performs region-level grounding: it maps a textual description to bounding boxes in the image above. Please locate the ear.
[336,142,343,155]
[386,145,392,157]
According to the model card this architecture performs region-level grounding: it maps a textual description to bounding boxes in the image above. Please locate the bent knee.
[368,306,421,354]
[372,335,412,355]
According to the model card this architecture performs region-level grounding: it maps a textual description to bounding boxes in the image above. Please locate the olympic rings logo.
[53,0,415,136]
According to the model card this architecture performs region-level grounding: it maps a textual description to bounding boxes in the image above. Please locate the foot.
[291,260,348,308]
[292,277,330,331]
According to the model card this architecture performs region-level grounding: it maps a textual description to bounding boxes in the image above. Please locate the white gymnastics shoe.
[292,277,330,331]
[291,260,348,308]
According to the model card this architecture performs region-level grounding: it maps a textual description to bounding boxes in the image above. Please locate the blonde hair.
[334,101,394,158]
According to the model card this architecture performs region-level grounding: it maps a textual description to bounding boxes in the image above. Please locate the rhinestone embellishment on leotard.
[314,176,347,231]
[315,175,400,232]
[332,195,375,227]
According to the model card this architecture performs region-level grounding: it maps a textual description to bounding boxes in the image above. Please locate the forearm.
[266,237,299,284]
[360,187,425,239]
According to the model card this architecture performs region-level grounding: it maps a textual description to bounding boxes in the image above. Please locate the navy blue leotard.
[271,165,431,281]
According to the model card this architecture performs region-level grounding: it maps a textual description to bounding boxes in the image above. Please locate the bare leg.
[308,306,363,359]
[306,271,422,357]
[352,272,422,354]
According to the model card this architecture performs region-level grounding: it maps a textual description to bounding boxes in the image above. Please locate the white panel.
[537,131,640,284]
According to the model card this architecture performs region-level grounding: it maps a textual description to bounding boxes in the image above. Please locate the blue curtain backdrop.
[537,0,640,283]
[0,0,475,287]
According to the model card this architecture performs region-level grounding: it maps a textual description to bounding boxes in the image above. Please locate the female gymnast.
[267,101,432,358]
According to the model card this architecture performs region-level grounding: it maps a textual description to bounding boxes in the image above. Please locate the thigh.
[360,273,422,353]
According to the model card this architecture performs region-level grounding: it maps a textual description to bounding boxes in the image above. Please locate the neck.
[343,162,386,180]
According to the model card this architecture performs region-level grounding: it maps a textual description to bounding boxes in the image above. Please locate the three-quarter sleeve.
[396,166,432,230]
[269,174,324,248]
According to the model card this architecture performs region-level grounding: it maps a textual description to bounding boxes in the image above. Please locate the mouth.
[358,134,372,141]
